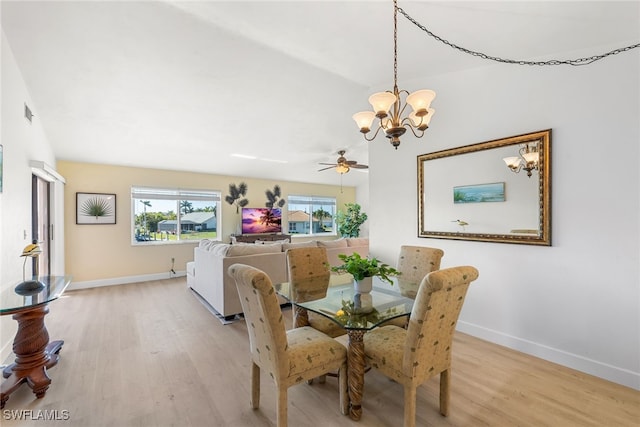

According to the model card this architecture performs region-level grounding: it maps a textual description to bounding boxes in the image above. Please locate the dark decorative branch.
[225,182,249,214]
[265,185,285,210]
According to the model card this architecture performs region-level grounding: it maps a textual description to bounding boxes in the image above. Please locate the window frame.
[131,186,222,245]
[287,195,337,237]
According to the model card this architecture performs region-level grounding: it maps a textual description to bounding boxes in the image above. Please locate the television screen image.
[241,208,283,234]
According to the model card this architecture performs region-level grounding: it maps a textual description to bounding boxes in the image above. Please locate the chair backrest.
[397,245,445,285]
[404,266,479,382]
[285,247,331,303]
[228,263,289,380]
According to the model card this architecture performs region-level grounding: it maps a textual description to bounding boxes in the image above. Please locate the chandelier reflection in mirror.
[352,0,435,149]
[503,141,540,177]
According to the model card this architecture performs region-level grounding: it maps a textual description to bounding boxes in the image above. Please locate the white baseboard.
[68,271,186,291]
[457,320,640,391]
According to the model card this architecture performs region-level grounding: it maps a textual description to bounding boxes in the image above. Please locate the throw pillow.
[226,243,283,257]
[282,241,318,251]
[317,238,348,248]
[346,237,369,247]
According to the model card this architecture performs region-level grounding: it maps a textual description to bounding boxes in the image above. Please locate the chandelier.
[503,142,540,177]
[352,0,435,149]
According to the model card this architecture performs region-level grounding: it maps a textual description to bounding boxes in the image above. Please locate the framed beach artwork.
[76,192,116,224]
[453,182,505,204]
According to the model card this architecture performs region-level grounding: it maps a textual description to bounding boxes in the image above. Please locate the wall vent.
[24,103,33,123]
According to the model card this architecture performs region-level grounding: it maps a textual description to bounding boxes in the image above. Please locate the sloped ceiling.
[2,1,638,187]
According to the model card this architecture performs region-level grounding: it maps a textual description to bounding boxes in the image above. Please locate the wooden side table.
[0,275,71,409]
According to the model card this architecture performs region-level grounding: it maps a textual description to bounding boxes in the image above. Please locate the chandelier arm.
[396,89,411,119]
[404,123,424,138]
[397,6,640,67]
[362,125,384,142]
[400,116,418,128]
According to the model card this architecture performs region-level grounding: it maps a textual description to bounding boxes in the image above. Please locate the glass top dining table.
[275,274,419,421]
[275,274,418,331]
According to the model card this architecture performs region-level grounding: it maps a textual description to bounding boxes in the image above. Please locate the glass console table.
[276,275,418,421]
[0,275,72,408]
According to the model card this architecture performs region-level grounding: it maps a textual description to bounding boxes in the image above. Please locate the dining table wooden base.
[274,275,416,421]
[0,305,63,409]
[347,329,366,421]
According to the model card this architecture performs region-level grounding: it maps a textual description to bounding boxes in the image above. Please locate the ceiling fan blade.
[351,164,369,169]
[318,162,338,166]
[318,166,336,171]
[345,160,358,165]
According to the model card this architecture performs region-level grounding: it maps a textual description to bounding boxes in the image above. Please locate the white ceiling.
[2,1,638,187]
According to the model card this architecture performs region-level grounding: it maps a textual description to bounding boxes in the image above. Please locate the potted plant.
[331,252,400,293]
[335,203,367,237]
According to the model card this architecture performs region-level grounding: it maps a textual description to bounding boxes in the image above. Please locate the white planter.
[354,277,373,293]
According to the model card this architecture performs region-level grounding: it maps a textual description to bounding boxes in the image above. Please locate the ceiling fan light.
[368,92,396,117]
[406,89,436,116]
[352,111,376,133]
[335,164,350,174]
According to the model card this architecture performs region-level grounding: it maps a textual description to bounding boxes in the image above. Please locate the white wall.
[0,30,60,361]
[369,46,640,389]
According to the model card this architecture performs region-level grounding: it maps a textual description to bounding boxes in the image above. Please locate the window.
[131,186,221,244]
[287,195,336,236]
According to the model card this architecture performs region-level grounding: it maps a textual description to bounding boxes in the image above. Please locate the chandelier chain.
[397,6,640,66]
[393,0,398,87]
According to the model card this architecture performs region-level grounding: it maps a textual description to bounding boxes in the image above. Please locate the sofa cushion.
[282,241,318,251]
[318,239,348,248]
[211,244,232,257]
[347,238,369,247]
[199,239,225,251]
[226,243,283,257]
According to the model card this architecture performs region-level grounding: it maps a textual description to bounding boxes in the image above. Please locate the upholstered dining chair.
[397,246,445,292]
[381,245,445,329]
[363,266,479,427]
[228,263,348,427]
[286,246,345,338]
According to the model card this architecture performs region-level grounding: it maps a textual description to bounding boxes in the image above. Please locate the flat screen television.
[241,207,283,234]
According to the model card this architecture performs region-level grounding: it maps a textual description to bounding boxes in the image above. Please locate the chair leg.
[403,385,417,427]
[339,361,349,415]
[440,369,450,416]
[251,362,260,409]
[277,387,288,427]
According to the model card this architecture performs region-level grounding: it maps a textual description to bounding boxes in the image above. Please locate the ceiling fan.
[318,150,369,174]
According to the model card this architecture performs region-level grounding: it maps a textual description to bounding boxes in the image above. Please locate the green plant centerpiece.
[335,203,367,237]
[331,252,400,286]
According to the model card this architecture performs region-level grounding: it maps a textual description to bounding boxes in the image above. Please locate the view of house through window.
[131,186,221,244]
[287,195,336,236]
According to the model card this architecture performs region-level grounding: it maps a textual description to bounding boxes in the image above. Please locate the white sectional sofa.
[190,237,369,320]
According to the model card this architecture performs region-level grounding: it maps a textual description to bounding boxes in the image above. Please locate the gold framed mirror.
[418,129,551,245]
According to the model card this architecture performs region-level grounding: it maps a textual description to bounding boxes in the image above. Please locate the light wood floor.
[2,278,638,426]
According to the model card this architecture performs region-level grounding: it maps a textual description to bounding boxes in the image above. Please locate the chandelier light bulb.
[522,151,539,164]
[368,92,396,117]
[503,157,522,168]
[352,111,377,133]
[406,89,436,116]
